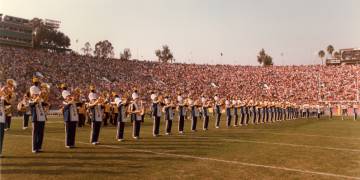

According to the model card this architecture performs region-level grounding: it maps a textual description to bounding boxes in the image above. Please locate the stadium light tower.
[32,30,37,48]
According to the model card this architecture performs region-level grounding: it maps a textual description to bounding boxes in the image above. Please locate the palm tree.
[327,45,334,57]
[318,50,325,65]
[155,49,162,62]
[81,42,92,56]
[257,49,266,65]
[257,49,273,66]
[155,45,174,63]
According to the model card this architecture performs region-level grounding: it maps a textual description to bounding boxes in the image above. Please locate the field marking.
[188,136,360,152]
[42,118,360,141]
[222,139,360,152]
[235,131,360,141]
[5,134,360,180]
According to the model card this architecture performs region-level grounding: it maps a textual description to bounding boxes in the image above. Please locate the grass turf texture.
[1,116,360,180]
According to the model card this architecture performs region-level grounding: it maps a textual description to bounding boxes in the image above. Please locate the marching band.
[29,77,47,153]
[0,76,357,158]
[61,83,79,148]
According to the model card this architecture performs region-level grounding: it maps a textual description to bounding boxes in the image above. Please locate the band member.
[316,104,321,119]
[128,91,144,139]
[77,97,87,127]
[163,95,174,135]
[189,97,199,132]
[282,102,287,121]
[17,92,31,129]
[1,79,16,131]
[61,84,79,148]
[225,97,232,128]
[0,99,5,158]
[29,77,47,153]
[0,82,13,157]
[110,92,119,126]
[239,99,245,126]
[278,102,283,121]
[294,103,298,119]
[270,102,275,122]
[213,94,221,128]
[72,88,86,127]
[150,91,162,137]
[103,94,111,126]
[264,101,269,123]
[245,100,250,125]
[177,92,186,134]
[257,101,262,124]
[250,100,257,124]
[113,93,128,141]
[88,85,103,145]
[353,103,358,120]
[328,103,333,119]
[232,98,239,127]
[261,101,266,123]
[341,104,349,120]
[40,83,51,116]
[201,95,210,130]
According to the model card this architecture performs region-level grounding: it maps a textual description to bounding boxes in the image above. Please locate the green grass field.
[1,116,360,180]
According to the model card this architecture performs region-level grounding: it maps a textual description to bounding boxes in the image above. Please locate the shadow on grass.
[0,169,132,176]
[2,151,190,161]
[1,155,188,176]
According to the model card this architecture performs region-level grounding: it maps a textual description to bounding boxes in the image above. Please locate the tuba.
[1,87,15,102]
[1,79,16,102]
[1,79,17,115]
[72,88,82,102]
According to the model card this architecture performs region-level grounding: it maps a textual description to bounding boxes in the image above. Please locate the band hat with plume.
[111,92,118,97]
[30,86,41,96]
[164,97,170,104]
[6,79,17,88]
[114,97,122,105]
[60,83,67,89]
[132,92,139,100]
[74,87,81,94]
[89,85,96,91]
[32,77,39,83]
[150,93,157,101]
[62,90,71,99]
[88,92,98,101]
[41,83,51,89]
[177,95,183,102]
[201,97,206,104]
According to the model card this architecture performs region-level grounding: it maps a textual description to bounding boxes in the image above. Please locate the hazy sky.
[1,0,360,65]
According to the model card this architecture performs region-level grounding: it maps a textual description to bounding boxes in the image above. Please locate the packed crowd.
[1,45,359,109]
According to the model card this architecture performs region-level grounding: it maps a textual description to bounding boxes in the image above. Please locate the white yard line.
[43,119,360,140]
[5,134,360,180]
[223,139,360,152]
[235,130,360,141]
